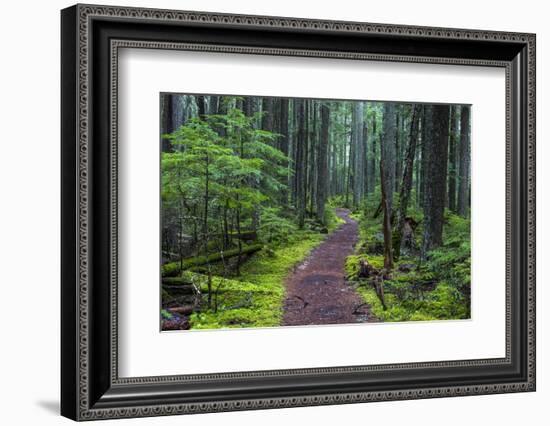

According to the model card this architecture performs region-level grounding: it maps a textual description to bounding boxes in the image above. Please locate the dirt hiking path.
[282,208,375,326]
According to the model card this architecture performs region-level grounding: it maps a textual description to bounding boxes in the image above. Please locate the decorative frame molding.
[61,3,535,421]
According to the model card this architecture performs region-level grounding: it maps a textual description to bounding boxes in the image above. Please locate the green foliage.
[327,195,347,208]
[190,230,325,329]
[345,254,385,280]
[356,282,468,322]
[161,106,288,262]
[159,95,472,329]
[423,212,471,308]
[161,243,263,277]
[349,206,471,323]
[258,207,298,245]
[324,206,345,232]
[161,309,173,320]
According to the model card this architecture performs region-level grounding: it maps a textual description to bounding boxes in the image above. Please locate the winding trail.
[282,208,375,326]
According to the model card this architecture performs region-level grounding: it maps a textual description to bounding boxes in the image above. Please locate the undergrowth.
[189,229,326,329]
[340,190,471,323]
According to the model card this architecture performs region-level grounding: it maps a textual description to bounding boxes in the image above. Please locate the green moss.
[162,243,263,277]
[355,279,469,322]
[161,309,173,320]
[345,254,385,280]
[344,252,467,322]
[189,230,325,330]
[346,199,470,323]
[325,207,345,232]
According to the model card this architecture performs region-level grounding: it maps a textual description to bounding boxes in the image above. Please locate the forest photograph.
[160,93,471,331]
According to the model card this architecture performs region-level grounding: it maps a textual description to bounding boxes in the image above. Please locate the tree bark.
[316,103,330,222]
[395,107,402,192]
[261,97,274,132]
[457,105,471,217]
[196,96,206,117]
[352,101,365,207]
[309,101,317,215]
[419,107,428,206]
[278,98,290,204]
[207,95,219,115]
[345,108,353,208]
[160,94,174,152]
[367,113,377,194]
[421,105,450,259]
[380,158,394,270]
[394,104,422,259]
[243,97,255,117]
[382,103,397,213]
[279,98,290,156]
[295,99,307,228]
[448,106,459,212]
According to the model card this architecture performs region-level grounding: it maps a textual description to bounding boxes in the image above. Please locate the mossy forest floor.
[344,194,471,323]
[161,216,336,330]
[162,199,470,330]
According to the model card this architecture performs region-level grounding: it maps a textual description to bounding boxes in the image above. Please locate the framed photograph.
[61,4,536,421]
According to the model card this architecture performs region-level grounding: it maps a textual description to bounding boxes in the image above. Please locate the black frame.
[61,4,536,421]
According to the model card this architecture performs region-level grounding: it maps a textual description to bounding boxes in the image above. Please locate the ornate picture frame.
[61,3,535,420]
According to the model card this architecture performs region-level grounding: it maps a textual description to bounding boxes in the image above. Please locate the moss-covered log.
[162,276,194,286]
[162,281,195,295]
[162,243,263,277]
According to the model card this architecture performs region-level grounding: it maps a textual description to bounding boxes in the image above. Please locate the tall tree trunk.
[352,102,365,207]
[295,99,306,228]
[395,107,402,192]
[419,108,428,207]
[393,104,422,259]
[380,158,394,270]
[171,95,185,132]
[291,99,299,205]
[316,103,330,223]
[309,101,317,215]
[345,109,353,208]
[303,100,310,219]
[207,95,219,115]
[415,116,422,207]
[363,120,369,197]
[196,96,206,117]
[261,97,274,132]
[243,97,254,117]
[329,114,337,197]
[279,98,290,204]
[382,103,397,214]
[161,94,174,152]
[457,105,471,217]
[279,98,290,156]
[203,153,212,307]
[448,105,459,212]
[339,113,346,195]
[421,105,450,259]
[368,114,377,194]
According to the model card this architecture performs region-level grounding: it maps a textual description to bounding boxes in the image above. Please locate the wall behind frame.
[0,0,546,425]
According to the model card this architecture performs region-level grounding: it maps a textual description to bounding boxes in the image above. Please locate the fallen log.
[162,317,190,331]
[168,305,196,316]
[162,276,194,286]
[162,276,198,295]
[162,284,195,295]
[162,243,263,277]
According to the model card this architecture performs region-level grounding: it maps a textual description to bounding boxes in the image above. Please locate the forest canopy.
[160,93,471,331]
